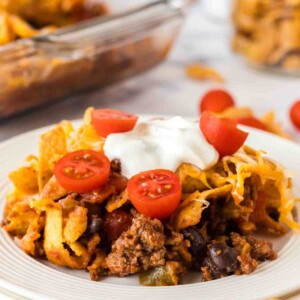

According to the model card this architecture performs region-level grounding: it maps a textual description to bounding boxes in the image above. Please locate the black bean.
[224,220,240,236]
[110,159,122,174]
[89,215,103,234]
[182,227,207,257]
[269,209,280,222]
[200,199,227,238]
[207,243,238,273]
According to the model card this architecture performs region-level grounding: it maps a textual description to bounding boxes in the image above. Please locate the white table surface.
[1,2,300,299]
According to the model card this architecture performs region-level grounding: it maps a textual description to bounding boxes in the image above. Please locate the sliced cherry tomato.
[200,111,248,157]
[200,89,235,114]
[54,150,110,193]
[127,169,182,219]
[236,117,268,131]
[91,109,138,138]
[290,100,300,130]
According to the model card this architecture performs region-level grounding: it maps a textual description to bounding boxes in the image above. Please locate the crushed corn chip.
[172,185,232,231]
[4,200,39,237]
[38,123,68,191]
[0,9,56,45]
[63,206,88,243]
[232,0,300,71]
[19,213,45,256]
[186,64,224,83]
[260,111,291,139]
[106,189,130,213]
[9,166,38,195]
[32,197,100,269]
[68,107,104,152]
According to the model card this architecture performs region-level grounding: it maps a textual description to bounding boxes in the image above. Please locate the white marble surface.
[0,1,300,143]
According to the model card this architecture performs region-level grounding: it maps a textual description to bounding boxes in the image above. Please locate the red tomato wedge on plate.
[290,100,300,130]
[200,89,235,114]
[91,109,138,138]
[127,169,182,219]
[54,149,110,193]
[200,111,248,157]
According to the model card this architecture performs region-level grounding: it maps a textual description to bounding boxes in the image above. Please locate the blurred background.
[0,0,300,141]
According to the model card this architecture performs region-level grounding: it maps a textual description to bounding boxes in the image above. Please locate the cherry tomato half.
[290,100,300,130]
[91,109,138,138]
[236,117,268,131]
[127,169,182,219]
[200,89,235,114]
[54,150,110,193]
[200,111,248,157]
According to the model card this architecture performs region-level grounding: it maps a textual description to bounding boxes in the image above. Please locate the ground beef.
[201,266,214,281]
[165,226,191,265]
[237,253,258,275]
[106,210,166,276]
[88,250,108,281]
[245,234,277,261]
[231,232,276,275]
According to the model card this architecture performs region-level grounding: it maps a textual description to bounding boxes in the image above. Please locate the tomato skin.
[290,100,300,130]
[236,117,268,131]
[200,111,248,157]
[200,89,235,114]
[127,169,182,219]
[54,150,110,193]
[103,209,132,241]
[91,109,138,138]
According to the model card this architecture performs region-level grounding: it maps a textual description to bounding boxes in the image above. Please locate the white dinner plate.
[0,115,299,300]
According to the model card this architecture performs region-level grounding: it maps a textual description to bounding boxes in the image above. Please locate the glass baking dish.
[0,0,193,119]
[232,0,300,76]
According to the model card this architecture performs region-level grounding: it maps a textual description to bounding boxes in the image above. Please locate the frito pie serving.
[2,107,299,286]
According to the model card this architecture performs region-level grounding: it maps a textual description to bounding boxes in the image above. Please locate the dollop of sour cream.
[104,116,219,178]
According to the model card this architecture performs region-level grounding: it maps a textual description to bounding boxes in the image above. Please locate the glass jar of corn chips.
[232,0,300,74]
